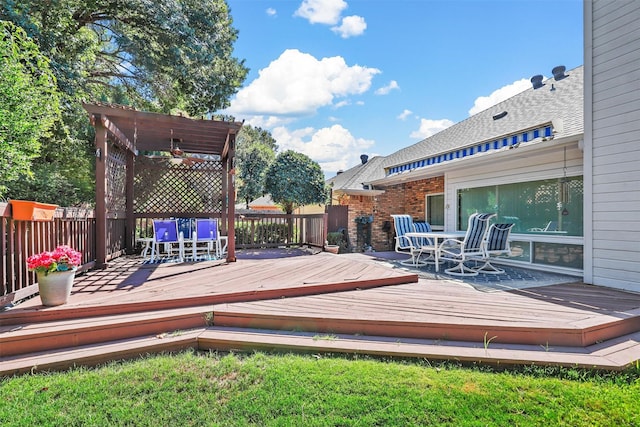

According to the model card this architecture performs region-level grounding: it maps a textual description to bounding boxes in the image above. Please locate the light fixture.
[169,129,184,164]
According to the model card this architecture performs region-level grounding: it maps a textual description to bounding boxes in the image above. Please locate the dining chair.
[473,223,515,274]
[439,212,496,276]
[150,219,184,262]
[391,215,433,266]
[192,218,220,260]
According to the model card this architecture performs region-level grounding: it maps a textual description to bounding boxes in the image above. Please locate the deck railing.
[134,213,327,250]
[0,203,100,301]
[2,204,327,299]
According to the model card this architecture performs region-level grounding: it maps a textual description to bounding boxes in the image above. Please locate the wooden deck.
[1,250,640,375]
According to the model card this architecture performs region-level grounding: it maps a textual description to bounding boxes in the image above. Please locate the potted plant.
[27,245,82,306]
[325,232,344,254]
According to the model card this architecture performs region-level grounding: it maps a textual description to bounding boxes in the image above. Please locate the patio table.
[405,231,465,272]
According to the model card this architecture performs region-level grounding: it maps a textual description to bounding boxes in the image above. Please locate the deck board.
[2,250,640,371]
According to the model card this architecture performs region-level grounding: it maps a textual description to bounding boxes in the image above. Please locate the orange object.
[10,200,58,221]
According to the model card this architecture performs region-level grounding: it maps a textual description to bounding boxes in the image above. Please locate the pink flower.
[27,245,82,274]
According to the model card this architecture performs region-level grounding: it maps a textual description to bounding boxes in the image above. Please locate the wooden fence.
[1,202,327,301]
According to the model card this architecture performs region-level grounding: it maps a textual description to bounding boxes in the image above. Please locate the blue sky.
[223,0,583,177]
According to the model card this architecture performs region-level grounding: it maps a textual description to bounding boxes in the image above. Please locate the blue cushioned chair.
[151,219,184,262]
[191,218,220,260]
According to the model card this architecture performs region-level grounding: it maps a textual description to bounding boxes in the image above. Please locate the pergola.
[83,102,243,267]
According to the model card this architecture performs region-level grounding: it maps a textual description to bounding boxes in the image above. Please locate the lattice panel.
[134,156,224,214]
[106,143,127,212]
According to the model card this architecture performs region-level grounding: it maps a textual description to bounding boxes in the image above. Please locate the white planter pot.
[37,270,76,306]
[324,245,340,254]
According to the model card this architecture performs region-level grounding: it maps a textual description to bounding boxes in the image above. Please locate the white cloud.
[331,15,367,38]
[272,124,375,175]
[241,115,296,129]
[410,118,454,139]
[227,49,380,116]
[334,100,350,108]
[397,109,412,120]
[375,80,399,95]
[468,78,531,116]
[266,8,277,17]
[294,0,347,25]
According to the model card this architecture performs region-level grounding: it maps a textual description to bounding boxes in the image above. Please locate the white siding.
[444,143,583,229]
[587,0,640,292]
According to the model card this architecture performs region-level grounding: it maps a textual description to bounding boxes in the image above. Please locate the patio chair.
[191,218,220,260]
[413,221,438,264]
[177,218,195,242]
[528,220,558,232]
[391,215,433,266]
[439,212,496,276]
[473,223,515,274]
[150,219,184,262]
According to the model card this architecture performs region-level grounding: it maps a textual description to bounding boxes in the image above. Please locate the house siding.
[445,144,584,231]
[587,0,640,292]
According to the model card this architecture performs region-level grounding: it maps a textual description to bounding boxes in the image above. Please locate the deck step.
[0,306,213,358]
[211,306,640,348]
[197,327,640,370]
[3,327,638,376]
[0,329,203,377]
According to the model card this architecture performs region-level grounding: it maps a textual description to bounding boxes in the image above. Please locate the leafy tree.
[264,150,327,214]
[236,125,277,208]
[1,0,248,206]
[1,0,248,115]
[0,21,62,199]
[236,125,278,152]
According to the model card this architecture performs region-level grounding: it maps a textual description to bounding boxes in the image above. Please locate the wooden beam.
[100,115,137,155]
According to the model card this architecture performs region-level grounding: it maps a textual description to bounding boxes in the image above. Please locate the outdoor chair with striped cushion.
[439,212,496,276]
[413,221,437,264]
[391,215,434,266]
[473,223,515,274]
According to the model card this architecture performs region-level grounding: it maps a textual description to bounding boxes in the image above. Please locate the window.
[426,193,444,231]
[457,176,583,236]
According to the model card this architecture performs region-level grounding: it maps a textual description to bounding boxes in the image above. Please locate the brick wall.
[345,195,375,250]
[335,176,444,252]
[375,176,445,251]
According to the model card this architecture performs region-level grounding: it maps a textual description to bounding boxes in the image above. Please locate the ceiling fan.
[167,132,205,166]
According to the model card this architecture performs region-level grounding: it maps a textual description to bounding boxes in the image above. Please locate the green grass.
[1,351,638,426]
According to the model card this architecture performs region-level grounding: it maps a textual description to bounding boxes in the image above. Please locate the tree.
[1,0,248,206]
[1,0,248,116]
[264,151,327,214]
[236,125,277,208]
[0,21,62,199]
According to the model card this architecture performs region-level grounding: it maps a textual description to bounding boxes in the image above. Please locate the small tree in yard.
[236,125,277,208]
[264,151,327,214]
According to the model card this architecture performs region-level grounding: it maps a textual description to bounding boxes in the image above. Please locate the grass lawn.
[1,351,638,426]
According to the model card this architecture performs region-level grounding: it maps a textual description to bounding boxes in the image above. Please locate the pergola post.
[226,133,236,262]
[94,116,108,268]
[125,151,136,254]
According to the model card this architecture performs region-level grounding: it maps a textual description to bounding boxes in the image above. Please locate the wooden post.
[226,133,237,262]
[94,116,108,268]
[125,151,135,254]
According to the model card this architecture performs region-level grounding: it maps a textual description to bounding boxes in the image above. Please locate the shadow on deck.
[1,248,639,375]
